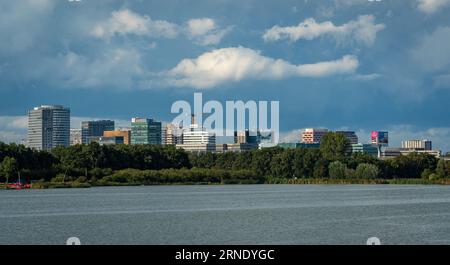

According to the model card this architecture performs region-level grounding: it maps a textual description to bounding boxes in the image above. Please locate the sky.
[0,0,450,152]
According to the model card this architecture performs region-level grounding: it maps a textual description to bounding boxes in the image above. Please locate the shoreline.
[5,178,447,189]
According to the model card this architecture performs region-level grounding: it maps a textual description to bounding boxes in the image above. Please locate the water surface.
[0,185,449,245]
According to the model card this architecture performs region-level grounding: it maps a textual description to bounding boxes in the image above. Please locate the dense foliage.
[0,138,449,186]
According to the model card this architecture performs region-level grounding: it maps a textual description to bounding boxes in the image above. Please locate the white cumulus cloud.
[185,18,232,46]
[166,46,359,89]
[91,9,178,39]
[91,11,230,46]
[187,18,216,36]
[417,0,450,14]
[263,15,385,46]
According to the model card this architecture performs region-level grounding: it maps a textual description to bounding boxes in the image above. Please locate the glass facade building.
[131,118,162,145]
[81,120,115,144]
[28,105,70,150]
[351,144,378,157]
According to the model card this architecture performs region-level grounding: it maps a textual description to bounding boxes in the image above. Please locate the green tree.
[320,132,350,161]
[0,156,18,186]
[328,161,347,179]
[355,163,379,179]
[313,159,328,178]
[251,148,283,177]
[421,168,434,179]
[270,150,294,178]
[436,159,448,178]
[388,153,437,179]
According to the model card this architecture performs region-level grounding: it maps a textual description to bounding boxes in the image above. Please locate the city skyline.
[10,103,446,157]
[1,0,450,151]
[0,103,449,152]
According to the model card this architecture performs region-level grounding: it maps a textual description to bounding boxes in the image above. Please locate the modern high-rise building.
[103,128,131,145]
[301,128,329,143]
[70,128,82,146]
[28,105,70,150]
[336,131,359,144]
[401,140,432,150]
[81,120,115,144]
[131,118,162,145]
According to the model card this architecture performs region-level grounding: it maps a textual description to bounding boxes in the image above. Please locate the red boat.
[7,182,31,190]
[4,174,31,190]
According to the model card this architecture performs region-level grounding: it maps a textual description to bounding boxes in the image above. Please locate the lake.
[0,185,449,245]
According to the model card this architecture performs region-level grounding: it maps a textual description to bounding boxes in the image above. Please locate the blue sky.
[0,0,450,152]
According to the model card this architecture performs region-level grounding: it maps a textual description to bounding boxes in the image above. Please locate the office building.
[301,128,329,143]
[104,128,131,145]
[28,105,70,150]
[162,123,182,145]
[277,142,321,149]
[351,143,378,157]
[401,140,432,150]
[81,120,115,144]
[131,118,162,145]
[234,130,260,144]
[70,129,82,146]
[87,136,124,146]
[336,131,359,144]
[176,117,216,153]
[180,124,216,145]
[383,148,441,159]
[214,143,258,153]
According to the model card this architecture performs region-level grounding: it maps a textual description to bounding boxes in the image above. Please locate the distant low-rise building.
[81,120,115,144]
[104,129,131,145]
[234,130,259,144]
[70,129,82,146]
[401,140,432,150]
[351,143,378,157]
[336,131,359,145]
[87,136,124,146]
[277,142,321,149]
[301,128,329,143]
[215,143,258,153]
[383,148,441,158]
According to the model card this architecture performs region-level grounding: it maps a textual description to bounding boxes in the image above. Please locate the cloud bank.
[263,15,385,46]
[166,46,358,89]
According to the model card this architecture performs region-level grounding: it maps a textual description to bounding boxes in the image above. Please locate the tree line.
[1,132,449,186]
